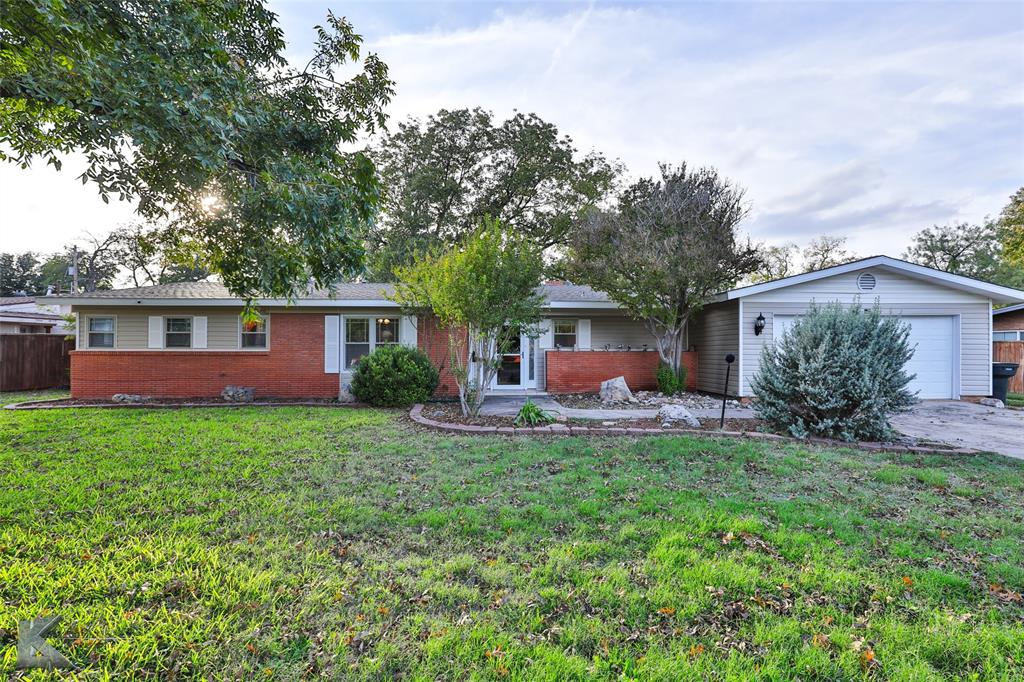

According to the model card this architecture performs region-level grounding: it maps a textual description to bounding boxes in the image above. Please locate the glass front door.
[491,330,535,390]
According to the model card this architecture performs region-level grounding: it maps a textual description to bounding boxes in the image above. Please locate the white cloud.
[2,2,1022,263]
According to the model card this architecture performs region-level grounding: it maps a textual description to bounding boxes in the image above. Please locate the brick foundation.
[71,313,338,399]
[544,350,698,394]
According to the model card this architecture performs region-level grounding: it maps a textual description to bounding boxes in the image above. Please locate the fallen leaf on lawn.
[687,644,705,658]
[658,607,676,616]
[902,576,913,589]
[246,643,256,654]
[377,607,390,615]
[811,633,831,649]
[860,648,881,671]
[485,645,504,659]
[721,532,735,545]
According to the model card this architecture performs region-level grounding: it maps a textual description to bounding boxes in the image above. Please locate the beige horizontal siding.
[591,316,658,350]
[76,307,251,350]
[740,268,993,396]
[688,300,739,395]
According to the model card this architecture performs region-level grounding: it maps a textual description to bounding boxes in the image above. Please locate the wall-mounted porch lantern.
[754,313,766,336]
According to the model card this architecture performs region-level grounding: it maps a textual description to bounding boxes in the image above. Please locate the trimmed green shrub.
[751,302,917,441]
[656,364,687,395]
[350,345,440,407]
[513,398,555,426]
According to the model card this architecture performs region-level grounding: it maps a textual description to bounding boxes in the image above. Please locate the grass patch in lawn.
[1,407,1022,679]
[0,388,70,405]
[1007,392,1024,408]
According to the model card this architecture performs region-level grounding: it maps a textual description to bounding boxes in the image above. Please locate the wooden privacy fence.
[994,341,1024,394]
[0,335,74,392]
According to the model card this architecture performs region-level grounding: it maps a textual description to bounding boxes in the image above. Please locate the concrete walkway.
[479,395,754,420]
[891,401,1024,460]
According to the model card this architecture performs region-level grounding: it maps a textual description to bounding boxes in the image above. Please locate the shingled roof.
[40,281,611,303]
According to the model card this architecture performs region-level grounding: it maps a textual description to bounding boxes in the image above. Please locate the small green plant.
[656,365,687,395]
[350,345,440,407]
[513,398,556,426]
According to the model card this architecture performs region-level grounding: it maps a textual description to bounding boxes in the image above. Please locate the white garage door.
[774,315,955,399]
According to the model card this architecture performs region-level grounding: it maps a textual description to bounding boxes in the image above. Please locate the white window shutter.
[148,316,163,349]
[75,312,82,348]
[193,316,208,349]
[538,319,553,348]
[324,315,340,374]
[400,316,417,348]
[577,318,592,350]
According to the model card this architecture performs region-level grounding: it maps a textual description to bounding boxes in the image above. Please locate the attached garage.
[774,313,957,399]
[689,256,1024,400]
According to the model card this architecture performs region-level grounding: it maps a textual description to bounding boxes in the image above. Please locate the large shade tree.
[566,163,761,380]
[367,107,619,279]
[1,2,394,298]
[392,218,545,416]
[903,219,1023,289]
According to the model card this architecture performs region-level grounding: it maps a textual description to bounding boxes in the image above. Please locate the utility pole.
[69,246,79,293]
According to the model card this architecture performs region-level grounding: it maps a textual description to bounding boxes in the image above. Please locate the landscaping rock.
[980,397,1005,408]
[221,385,256,402]
[600,376,633,403]
[655,404,701,427]
[112,393,148,404]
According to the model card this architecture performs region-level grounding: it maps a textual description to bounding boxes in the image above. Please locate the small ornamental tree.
[566,163,761,383]
[392,217,545,416]
[751,302,917,442]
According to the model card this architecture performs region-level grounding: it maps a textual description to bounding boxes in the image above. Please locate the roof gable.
[718,256,1024,304]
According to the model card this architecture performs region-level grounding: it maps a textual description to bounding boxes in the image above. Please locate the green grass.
[1007,393,1024,408]
[1,407,1022,680]
[0,389,70,406]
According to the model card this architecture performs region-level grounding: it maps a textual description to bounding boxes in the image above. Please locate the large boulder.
[600,376,634,403]
[221,385,256,402]
[656,404,700,428]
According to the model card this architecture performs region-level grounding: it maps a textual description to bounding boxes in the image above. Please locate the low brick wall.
[71,313,338,399]
[545,350,698,394]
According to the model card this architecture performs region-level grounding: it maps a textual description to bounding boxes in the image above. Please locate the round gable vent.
[857,272,877,291]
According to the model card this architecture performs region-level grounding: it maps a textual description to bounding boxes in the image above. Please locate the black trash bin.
[992,363,1019,404]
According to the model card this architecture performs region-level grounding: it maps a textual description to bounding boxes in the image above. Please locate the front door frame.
[489,331,536,391]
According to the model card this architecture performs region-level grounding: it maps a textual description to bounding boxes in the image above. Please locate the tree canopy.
[367,107,619,280]
[1,1,393,299]
[903,219,1023,289]
[998,186,1024,269]
[565,163,761,377]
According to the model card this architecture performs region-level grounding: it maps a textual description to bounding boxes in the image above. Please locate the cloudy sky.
[2,0,1022,260]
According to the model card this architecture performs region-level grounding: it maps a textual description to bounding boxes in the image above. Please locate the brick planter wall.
[544,350,698,394]
[70,313,338,399]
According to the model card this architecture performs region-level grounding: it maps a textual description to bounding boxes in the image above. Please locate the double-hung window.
[553,320,577,349]
[165,317,192,348]
[241,316,268,348]
[993,330,1022,341]
[375,317,400,346]
[88,316,115,348]
[345,318,370,367]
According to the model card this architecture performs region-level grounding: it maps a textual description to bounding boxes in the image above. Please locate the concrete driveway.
[892,401,1024,460]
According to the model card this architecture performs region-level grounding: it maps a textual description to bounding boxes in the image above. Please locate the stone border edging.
[4,399,367,411]
[408,404,979,456]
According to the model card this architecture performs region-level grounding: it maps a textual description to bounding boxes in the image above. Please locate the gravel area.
[556,391,749,411]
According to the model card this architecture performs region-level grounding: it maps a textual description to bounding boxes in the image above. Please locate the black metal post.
[721,354,736,429]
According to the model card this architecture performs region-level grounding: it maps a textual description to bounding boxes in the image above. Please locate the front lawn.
[1,407,1022,680]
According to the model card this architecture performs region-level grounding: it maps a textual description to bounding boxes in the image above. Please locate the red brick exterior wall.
[416,315,466,398]
[994,309,1024,330]
[70,313,703,399]
[70,313,338,399]
[544,350,698,394]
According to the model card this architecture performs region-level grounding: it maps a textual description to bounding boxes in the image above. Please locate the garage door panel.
[774,314,955,399]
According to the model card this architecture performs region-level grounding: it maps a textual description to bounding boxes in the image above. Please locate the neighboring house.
[992,303,1024,341]
[41,255,1024,401]
[0,296,71,335]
